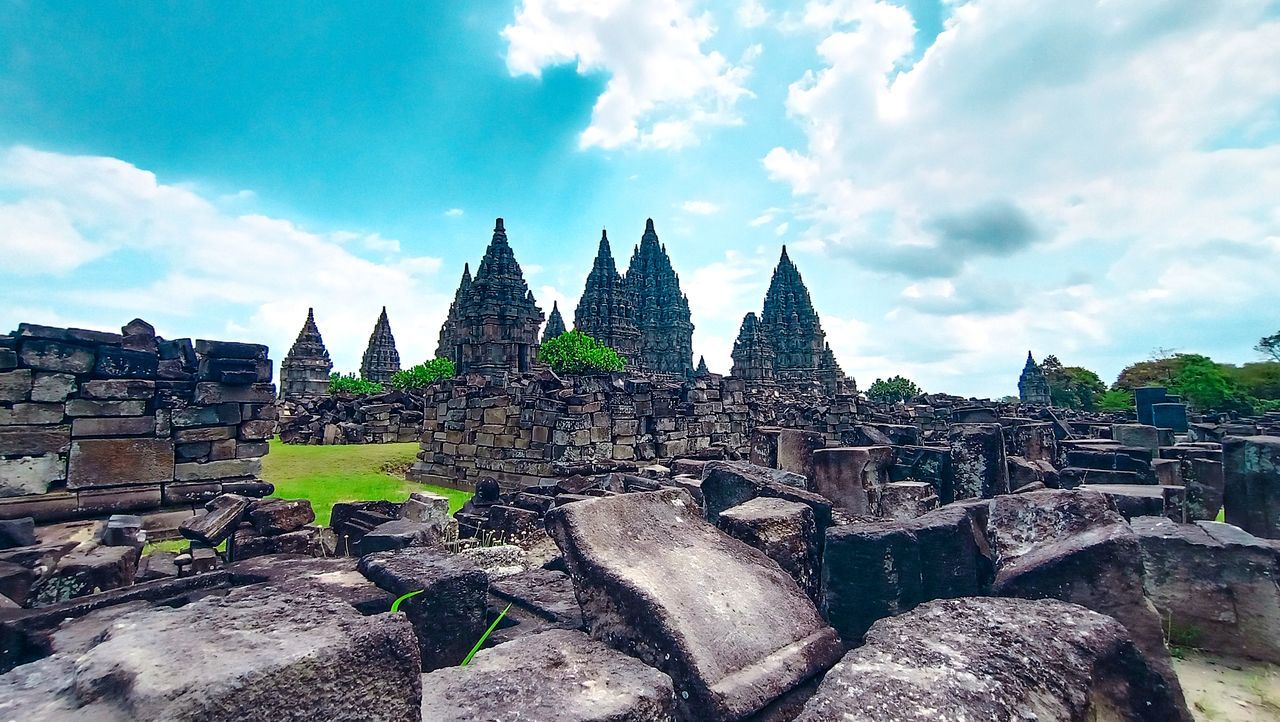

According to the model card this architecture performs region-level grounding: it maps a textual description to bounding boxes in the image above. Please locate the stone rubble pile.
[277,389,425,444]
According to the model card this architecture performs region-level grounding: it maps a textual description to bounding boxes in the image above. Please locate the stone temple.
[279,307,333,398]
[621,219,695,375]
[1019,351,1052,405]
[541,301,566,343]
[437,218,544,375]
[573,229,641,365]
[359,306,401,384]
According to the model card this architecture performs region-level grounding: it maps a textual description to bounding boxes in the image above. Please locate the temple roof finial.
[645,218,655,233]
[495,217,504,232]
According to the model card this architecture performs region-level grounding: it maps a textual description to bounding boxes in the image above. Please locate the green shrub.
[1097,389,1134,411]
[865,375,922,404]
[538,330,625,375]
[329,372,383,395]
[389,358,456,390]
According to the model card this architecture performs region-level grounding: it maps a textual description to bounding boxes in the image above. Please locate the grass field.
[262,439,471,526]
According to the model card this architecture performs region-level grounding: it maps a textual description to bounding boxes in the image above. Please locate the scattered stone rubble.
[277,388,424,444]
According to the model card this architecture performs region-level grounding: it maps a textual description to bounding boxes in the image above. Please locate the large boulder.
[1133,516,1280,663]
[419,629,674,722]
[358,547,489,671]
[794,597,1190,722]
[547,489,843,721]
[1223,435,1280,538]
[987,489,1189,717]
[0,585,422,721]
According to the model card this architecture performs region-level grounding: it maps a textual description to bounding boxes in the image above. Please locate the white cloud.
[748,207,782,226]
[0,146,448,373]
[774,222,789,236]
[765,0,1280,393]
[503,0,757,149]
[681,199,721,215]
[737,0,770,28]
[444,208,464,217]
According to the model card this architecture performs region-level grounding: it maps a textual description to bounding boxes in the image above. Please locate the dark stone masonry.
[278,308,332,399]
[360,306,401,384]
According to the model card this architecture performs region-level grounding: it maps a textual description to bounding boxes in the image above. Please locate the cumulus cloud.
[0,146,448,373]
[764,0,1280,392]
[503,0,757,149]
[681,199,721,215]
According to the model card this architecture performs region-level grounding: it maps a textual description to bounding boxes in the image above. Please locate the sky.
[1,0,1277,398]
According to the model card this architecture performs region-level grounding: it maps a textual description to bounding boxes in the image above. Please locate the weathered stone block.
[30,372,76,402]
[357,519,443,554]
[547,489,843,721]
[18,339,94,373]
[76,485,163,516]
[1223,435,1280,539]
[719,496,819,600]
[948,423,1009,500]
[878,480,939,521]
[171,402,241,427]
[67,438,174,489]
[33,544,139,606]
[419,629,675,722]
[249,498,315,534]
[79,379,155,400]
[0,517,37,549]
[93,346,158,379]
[173,458,262,481]
[812,446,892,515]
[65,399,146,417]
[822,521,922,643]
[795,597,1190,722]
[0,402,64,425]
[71,415,155,437]
[174,425,236,443]
[179,493,252,545]
[701,460,832,534]
[1112,423,1161,453]
[0,369,32,402]
[238,419,275,440]
[194,382,275,404]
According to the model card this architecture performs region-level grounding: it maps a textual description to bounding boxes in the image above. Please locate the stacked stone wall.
[0,320,275,522]
[408,372,860,490]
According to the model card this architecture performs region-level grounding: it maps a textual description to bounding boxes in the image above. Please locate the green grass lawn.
[261,439,471,526]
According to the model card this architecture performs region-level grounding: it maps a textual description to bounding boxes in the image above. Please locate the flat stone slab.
[547,489,843,721]
[794,597,1190,722]
[419,629,674,722]
[67,438,174,490]
[0,585,422,721]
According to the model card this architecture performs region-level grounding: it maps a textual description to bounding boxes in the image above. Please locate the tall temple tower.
[436,264,471,359]
[279,308,333,398]
[359,306,401,383]
[624,219,694,375]
[574,229,641,365]
[437,219,544,375]
[730,312,774,381]
[1018,351,1052,405]
[542,301,566,342]
[759,247,829,371]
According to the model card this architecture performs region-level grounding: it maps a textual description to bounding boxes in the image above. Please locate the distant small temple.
[360,306,401,383]
[279,308,333,398]
[1018,351,1052,405]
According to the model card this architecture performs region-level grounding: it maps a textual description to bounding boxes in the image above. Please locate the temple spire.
[575,226,640,364]
[279,307,334,399]
[360,306,401,383]
[624,219,694,375]
[543,301,567,342]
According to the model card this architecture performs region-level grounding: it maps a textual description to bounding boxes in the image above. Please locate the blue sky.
[2,0,1278,397]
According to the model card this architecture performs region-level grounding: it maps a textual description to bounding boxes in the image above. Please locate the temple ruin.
[359,306,401,384]
[573,230,641,365]
[622,219,695,376]
[278,308,332,399]
[1018,351,1052,405]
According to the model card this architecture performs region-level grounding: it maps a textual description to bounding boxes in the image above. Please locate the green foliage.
[1041,356,1106,410]
[1097,388,1134,411]
[1224,362,1280,401]
[1112,352,1269,413]
[538,330,625,375]
[1257,331,1280,362]
[865,375,923,404]
[389,358,456,389]
[329,372,383,395]
[1168,355,1234,411]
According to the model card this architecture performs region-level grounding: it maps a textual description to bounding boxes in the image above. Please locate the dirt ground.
[1174,649,1280,721]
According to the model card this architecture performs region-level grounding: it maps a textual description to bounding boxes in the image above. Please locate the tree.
[1168,355,1235,411]
[1041,356,1106,410]
[1097,389,1133,411]
[389,358,456,390]
[866,376,923,404]
[538,330,625,375]
[1257,331,1280,363]
[329,372,382,395]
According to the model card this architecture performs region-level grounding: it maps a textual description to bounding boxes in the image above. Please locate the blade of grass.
[391,589,424,613]
[460,603,511,667]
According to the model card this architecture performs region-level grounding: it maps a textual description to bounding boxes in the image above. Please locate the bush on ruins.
[865,375,922,404]
[328,372,383,395]
[539,330,625,375]
[389,358,456,390]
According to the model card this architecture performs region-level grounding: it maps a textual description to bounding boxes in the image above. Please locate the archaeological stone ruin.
[2,218,1280,720]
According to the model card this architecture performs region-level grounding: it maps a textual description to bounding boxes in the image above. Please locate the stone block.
[701,460,832,535]
[400,491,451,525]
[719,496,819,599]
[79,378,156,400]
[0,586,422,721]
[174,425,236,443]
[1223,436,1280,539]
[238,419,275,440]
[0,517,36,549]
[249,498,315,534]
[194,339,268,359]
[76,485,163,516]
[1112,424,1161,453]
[171,402,241,427]
[194,382,276,404]
[65,399,146,417]
[30,372,76,402]
[1152,403,1189,432]
[92,346,158,379]
[18,338,94,373]
[795,597,1190,722]
[547,489,843,721]
[71,415,155,437]
[33,544,139,606]
[357,519,443,555]
[209,438,236,460]
[419,629,674,722]
[358,547,489,671]
[173,458,262,481]
[811,446,892,515]
[0,402,64,425]
[0,454,64,497]
[948,423,1010,500]
[1184,458,1225,521]
[1135,386,1168,426]
[67,438,174,489]
[178,493,252,545]
[161,481,221,506]
[822,521,922,643]
[878,481,939,521]
[236,441,268,458]
[0,369,32,402]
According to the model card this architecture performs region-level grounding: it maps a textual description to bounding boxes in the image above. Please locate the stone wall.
[0,320,275,522]
[407,371,860,490]
[278,391,423,445]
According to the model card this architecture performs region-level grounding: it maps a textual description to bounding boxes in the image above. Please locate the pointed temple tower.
[437,218,544,375]
[624,219,694,375]
[542,301,567,343]
[436,264,472,359]
[575,229,641,365]
[279,308,333,399]
[695,355,711,377]
[759,246,830,371]
[1018,351,1052,405]
[730,312,775,381]
[359,306,401,383]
